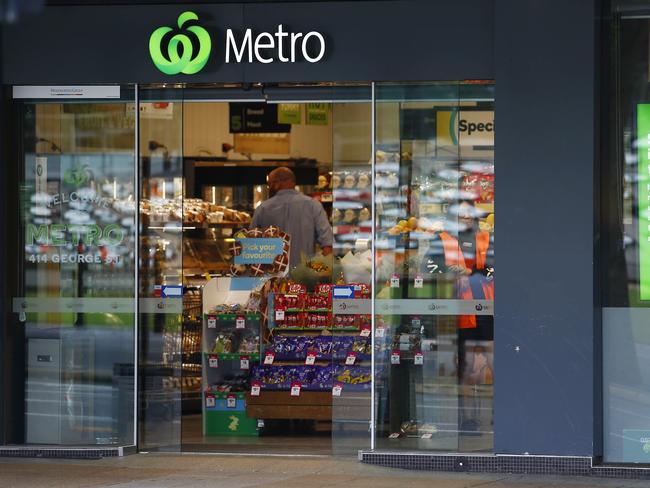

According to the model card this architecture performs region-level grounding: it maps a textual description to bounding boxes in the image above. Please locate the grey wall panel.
[494,0,597,456]
[1,0,493,84]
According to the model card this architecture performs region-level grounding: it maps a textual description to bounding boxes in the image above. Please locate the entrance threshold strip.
[360,451,650,480]
[142,451,330,458]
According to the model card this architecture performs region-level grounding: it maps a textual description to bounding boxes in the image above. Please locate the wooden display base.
[246,391,332,421]
[245,390,370,421]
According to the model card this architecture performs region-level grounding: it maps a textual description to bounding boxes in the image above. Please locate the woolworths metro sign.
[149,11,326,75]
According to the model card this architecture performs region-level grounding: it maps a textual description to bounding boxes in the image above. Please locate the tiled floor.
[1,453,649,488]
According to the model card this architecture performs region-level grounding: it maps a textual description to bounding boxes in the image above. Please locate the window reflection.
[374,83,494,452]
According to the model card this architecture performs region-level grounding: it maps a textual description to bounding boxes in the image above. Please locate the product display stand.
[202,277,264,437]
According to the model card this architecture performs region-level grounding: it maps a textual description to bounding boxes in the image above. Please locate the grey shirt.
[252,189,333,269]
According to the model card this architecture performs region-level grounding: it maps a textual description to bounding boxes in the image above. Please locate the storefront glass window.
[602,1,650,463]
[138,87,184,451]
[3,86,137,446]
[373,82,495,452]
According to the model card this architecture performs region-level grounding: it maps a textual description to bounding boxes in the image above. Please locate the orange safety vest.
[439,231,494,328]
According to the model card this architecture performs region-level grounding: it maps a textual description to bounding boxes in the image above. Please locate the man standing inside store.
[252,167,333,270]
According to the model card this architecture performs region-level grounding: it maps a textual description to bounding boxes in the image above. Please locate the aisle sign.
[230,103,291,133]
[306,103,329,125]
[278,104,301,124]
[638,104,650,300]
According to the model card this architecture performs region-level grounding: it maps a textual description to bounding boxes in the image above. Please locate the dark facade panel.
[494,0,597,456]
[1,0,494,84]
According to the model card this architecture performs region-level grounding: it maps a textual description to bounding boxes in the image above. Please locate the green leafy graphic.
[149,11,212,75]
[64,163,91,186]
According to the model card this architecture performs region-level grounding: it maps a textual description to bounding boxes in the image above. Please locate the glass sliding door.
[4,86,137,446]
[137,86,185,452]
[372,82,495,452]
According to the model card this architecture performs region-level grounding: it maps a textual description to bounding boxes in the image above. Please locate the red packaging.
[478,174,494,203]
[333,314,357,329]
[305,312,330,328]
[305,293,332,311]
[275,293,304,311]
[315,283,334,296]
[349,283,371,299]
[357,314,371,328]
[287,282,307,294]
[278,312,305,328]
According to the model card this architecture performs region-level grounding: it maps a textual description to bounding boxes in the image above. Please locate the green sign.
[278,104,301,124]
[306,103,329,125]
[639,104,650,300]
[149,11,212,75]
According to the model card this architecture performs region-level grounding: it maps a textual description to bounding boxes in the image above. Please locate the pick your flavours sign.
[149,11,326,75]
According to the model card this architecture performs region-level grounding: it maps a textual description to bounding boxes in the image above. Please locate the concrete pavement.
[0,454,648,488]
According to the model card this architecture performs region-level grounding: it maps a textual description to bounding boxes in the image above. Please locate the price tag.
[411,317,421,327]
[332,383,343,397]
[250,381,261,396]
[376,327,385,338]
[360,327,371,337]
[263,352,275,365]
[208,355,219,368]
[390,274,400,288]
[421,433,433,439]
[390,350,401,365]
[236,316,246,329]
[414,274,423,289]
[207,315,217,328]
[205,395,215,408]
[275,309,285,321]
[305,351,317,365]
[414,351,424,365]
[290,382,302,397]
[345,352,357,365]
[240,356,250,370]
[226,394,236,409]
[388,432,401,439]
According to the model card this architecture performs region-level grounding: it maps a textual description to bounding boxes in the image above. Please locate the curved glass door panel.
[373,82,495,452]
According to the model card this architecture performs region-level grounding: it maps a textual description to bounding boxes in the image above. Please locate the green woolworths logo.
[149,11,212,75]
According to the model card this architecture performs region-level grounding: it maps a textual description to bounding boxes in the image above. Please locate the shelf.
[272,326,359,332]
[205,312,261,319]
[279,308,331,313]
[204,390,247,399]
[183,220,251,228]
[204,352,260,360]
